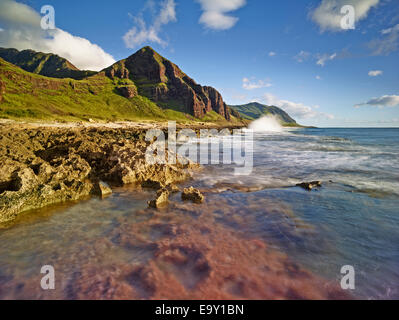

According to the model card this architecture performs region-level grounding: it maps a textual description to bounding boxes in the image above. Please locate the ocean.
[0,127,398,299]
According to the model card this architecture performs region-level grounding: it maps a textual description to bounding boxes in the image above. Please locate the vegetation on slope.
[0,48,96,80]
[229,102,298,126]
[0,57,242,125]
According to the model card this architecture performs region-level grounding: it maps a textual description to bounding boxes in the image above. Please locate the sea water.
[0,127,398,299]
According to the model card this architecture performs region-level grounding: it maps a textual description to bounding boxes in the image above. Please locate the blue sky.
[0,0,398,127]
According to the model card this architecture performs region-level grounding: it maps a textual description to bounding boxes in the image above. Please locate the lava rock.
[148,189,170,208]
[182,187,204,204]
[296,181,322,191]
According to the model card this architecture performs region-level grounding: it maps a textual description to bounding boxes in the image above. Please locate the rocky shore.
[0,121,241,224]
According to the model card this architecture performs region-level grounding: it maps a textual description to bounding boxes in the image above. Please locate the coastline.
[0,120,245,224]
[0,120,362,300]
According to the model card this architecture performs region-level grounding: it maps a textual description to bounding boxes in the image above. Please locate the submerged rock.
[182,187,204,204]
[296,181,322,191]
[148,189,170,208]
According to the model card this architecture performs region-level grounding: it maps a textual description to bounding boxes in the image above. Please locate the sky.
[0,0,398,127]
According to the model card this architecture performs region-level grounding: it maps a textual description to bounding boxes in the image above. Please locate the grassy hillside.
[229,102,298,126]
[0,48,96,80]
[0,57,241,125]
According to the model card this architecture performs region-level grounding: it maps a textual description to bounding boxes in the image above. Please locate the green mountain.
[0,48,96,80]
[229,102,298,126]
[0,46,297,126]
[0,47,242,124]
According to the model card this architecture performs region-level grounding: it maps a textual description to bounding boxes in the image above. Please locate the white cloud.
[196,0,246,30]
[123,0,177,49]
[355,95,399,108]
[368,70,383,76]
[316,52,337,66]
[268,51,276,57]
[259,93,334,120]
[310,0,379,32]
[294,50,311,63]
[0,0,115,71]
[381,24,399,35]
[369,24,399,55]
[242,77,272,90]
[316,75,322,80]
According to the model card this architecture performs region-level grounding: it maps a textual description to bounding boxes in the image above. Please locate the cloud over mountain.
[0,0,115,71]
[259,93,334,120]
[242,77,272,90]
[123,0,177,49]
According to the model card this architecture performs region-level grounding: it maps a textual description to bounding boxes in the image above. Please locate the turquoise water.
[0,128,398,299]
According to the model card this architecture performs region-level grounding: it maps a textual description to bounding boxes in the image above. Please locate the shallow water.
[0,128,398,299]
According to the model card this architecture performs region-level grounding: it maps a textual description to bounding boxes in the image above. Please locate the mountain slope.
[229,102,297,125]
[103,46,231,121]
[0,57,190,121]
[0,56,242,124]
[0,48,96,80]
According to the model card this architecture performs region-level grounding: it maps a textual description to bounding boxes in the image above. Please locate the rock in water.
[167,184,180,194]
[94,181,112,197]
[296,181,322,191]
[148,189,170,208]
[182,187,204,204]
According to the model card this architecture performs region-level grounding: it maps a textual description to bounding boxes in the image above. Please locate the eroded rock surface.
[0,125,198,223]
[148,188,170,209]
[182,187,205,204]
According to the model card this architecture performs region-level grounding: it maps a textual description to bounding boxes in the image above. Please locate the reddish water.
[0,184,351,300]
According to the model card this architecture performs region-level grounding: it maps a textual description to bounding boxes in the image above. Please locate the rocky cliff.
[104,47,231,120]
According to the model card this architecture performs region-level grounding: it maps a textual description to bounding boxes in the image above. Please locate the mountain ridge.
[103,46,231,121]
[0,47,96,80]
[0,46,297,126]
[229,102,298,126]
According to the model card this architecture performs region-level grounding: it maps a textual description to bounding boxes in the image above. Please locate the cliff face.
[105,47,231,120]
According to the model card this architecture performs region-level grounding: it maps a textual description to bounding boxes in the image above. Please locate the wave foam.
[249,115,283,133]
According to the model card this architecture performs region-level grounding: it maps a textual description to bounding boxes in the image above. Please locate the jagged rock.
[182,187,204,204]
[148,189,170,208]
[93,181,112,197]
[296,181,322,191]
